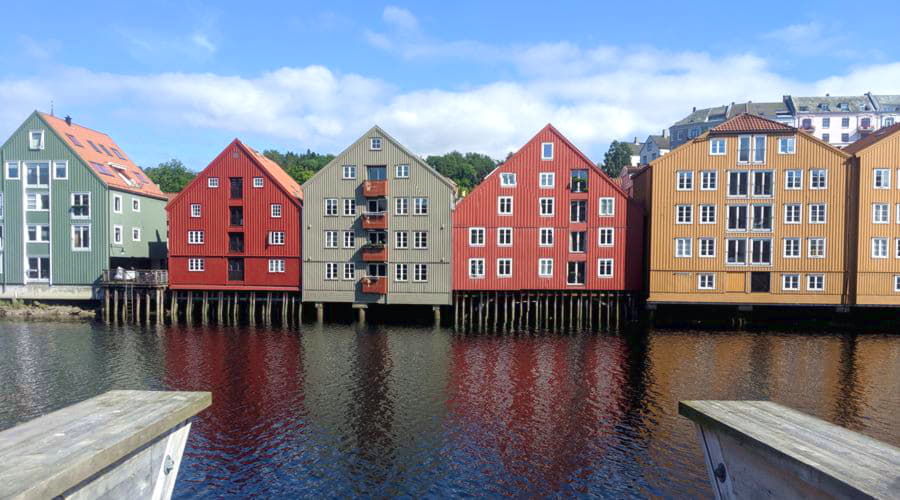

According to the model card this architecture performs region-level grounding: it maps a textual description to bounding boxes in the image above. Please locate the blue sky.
[1,0,899,170]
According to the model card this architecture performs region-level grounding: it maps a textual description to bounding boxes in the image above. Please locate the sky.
[2,0,899,170]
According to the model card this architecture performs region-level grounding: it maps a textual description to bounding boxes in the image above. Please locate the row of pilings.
[453,291,636,332]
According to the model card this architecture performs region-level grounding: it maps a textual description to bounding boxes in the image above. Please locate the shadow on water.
[0,320,898,498]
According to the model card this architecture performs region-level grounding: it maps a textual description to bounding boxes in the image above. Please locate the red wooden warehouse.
[452,125,643,328]
[166,139,303,296]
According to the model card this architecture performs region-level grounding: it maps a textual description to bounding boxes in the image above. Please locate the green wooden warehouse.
[0,111,168,300]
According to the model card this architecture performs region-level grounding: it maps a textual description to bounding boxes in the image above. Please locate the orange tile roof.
[843,122,900,154]
[40,113,165,199]
[709,112,796,134]
[235,140,303,201]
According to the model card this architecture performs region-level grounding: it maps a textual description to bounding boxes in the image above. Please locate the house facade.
[645,114,852,306]
[639,133,671,165]
[453,124,643,293]
[302,126,456,306]
[166,139,303,291]
[0,111,167,299]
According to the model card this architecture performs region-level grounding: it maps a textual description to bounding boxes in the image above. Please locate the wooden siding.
[301,126,455,305]
[854,131,900,305]
[453,125,643,292]
[648,131,852,305]
[167,140,302,291]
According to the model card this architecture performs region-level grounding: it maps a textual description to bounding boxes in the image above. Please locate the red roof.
[40,113,165,199]
[843,122,900,154]
[709,113,796,134]
[242,142,303,200]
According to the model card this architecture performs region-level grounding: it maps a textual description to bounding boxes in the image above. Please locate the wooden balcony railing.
[102,269,169,286]
[363,180,387,197]
[362,212,388,229]
[360,276,387,294]
[361,244,387,262]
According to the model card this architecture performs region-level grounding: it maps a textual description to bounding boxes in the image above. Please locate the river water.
[0,321,897,498]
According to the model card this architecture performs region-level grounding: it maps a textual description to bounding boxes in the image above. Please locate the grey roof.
[788,95,873,113]
[647,134,670,149]
[872,95,900,112]
[624,141,643,155]
[672,101,787,127]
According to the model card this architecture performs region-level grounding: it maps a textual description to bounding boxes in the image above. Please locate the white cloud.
[382,6,419,32]
[191,33,217,53]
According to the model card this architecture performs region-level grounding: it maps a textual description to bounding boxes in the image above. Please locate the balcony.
[362,212,388,229]
[859,122,875,135]
[361,243,387,262]
[363,180,387,197]
[360,276,387,294]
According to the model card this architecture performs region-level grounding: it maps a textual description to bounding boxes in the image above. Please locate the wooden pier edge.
[679,400,900,500]
[0,390,212,500]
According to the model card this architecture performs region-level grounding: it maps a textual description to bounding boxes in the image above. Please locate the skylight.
[66,134,84,147]
[90,161,113,176]
[99,144,113,157]
[86,140,101,153]
[111,148,126,160]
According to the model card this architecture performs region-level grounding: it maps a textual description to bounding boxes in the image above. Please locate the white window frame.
[541,142,554,160]
[188,258,205,272]
[269,259,286,273]
[496,258,512,278]
[782,274,800,291]
[26,192,50,212]
[873,203,890,224]
[807,274,825,291]
[872,237,888,258]
[370,137,382,150]
[676,205,693,224]
[778,136,796,154]
[253,177,264,188]
[675,238,692,258]
[598,227,614,247]
[71,192,91,219]
[809,169,827,190]
[784,170,803,190]
[53,160,68,180]
[873,169,891,189]
[343,231,355,249]
[597,258,614,278]
[413,263,428,282]
[895,275,900,292]
[324,198,338,216]
[395,231,408,249]
[325,263,338,281]
[395,263,408,282]
[342,262,355,280]
[395,197,409,215]
[342,199,355,216]
[269,231,286,245]
[395,164,409,178]
[699,238,716,258]
[342,165,357,179]
[700,171,717,191]
[113,194,123,214]
[698,274,716,290]
[538,258,553,278]
[132,198,140,212]
[113,225,124,245]
[539,197,554,216]
[709,138,726,155]
[5,161,20,180]
[676,171,694,191]
[207,177,219,188]
[808,204,827,224]
[324,231,338,248]
[500,172,517,187]
[497,196,513,216]
[599,197,615,217]
[271,203,283,218]
[131,227,141,242]
[469,258,485,279]
[190,204,201,218]
[28,129,45,150]
[413,197,428,215]
[700,204,716,224]
[539,172,555,188]
[469,227,485,247]
[539,228,554,247]
[71,224,91,251]
[497,227,513,247]
[807,238,826,259]
[187,230,204,245]
[413,231,428,249]
[783,238,801,258]
[27,224,50,243]
[784,204,801,224]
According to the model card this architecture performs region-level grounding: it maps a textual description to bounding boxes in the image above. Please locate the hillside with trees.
[144,159,196,193]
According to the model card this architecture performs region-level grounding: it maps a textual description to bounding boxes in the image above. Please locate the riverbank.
[0,300,96,320]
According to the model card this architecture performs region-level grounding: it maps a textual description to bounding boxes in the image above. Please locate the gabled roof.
[709,113,795,134]
[624,141,643,155]
[39,112,165,199]
[843,122,900,154]
[646,134,670,149]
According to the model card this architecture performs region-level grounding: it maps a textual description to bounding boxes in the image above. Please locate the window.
[71,224,90,250]
[809,204,826,224]
[325,198,338,216]
[751,171,773,197]
[413,197,429,215]
[727,205,748,231]
[131,227,141,241]
[338,198,354,217]
[394,263,408,281]
[5,161,19,179]
[27,224,50,242]
[785,170,802,190]
[497,258,512,278]
[676,171,693,190]
[269,231,285,245]
[598,228,614,246]
[469,258,485,278]
[727,171,748,196]
[26,162,50,187]
[567,262,585,285]
[808,238,826,258]
[751,205,772,231]
[0,193,3,219]
[269,259,286,273]
[676,205,693,224]
[784,204,801,224]
[709,138,726,155]
[738,135,751,162]
[26,257,50,281]
[570,231,586,253]
[113,194,122,213]
[539,172,555,188]
[897,239,900,258]
[784,238,801,258]
[343,231,356,248]
[413,263,428,282]
[132,198,140,212]
[190,204,201,218]
[841,117,850,128]
[325,263,338,280]
[498,196,513,215]
[753,135,766,163]
[895,275,900,292]
[26,193,50,211]
[497,227,512,246]
[188,258,204,272]
[389,197,406,216]
[188,230,204,244]
[597,258,613,278]
[324,231,338,248]
[500,172,517,187]
[343,165,357,179]
[783,274,800,290]
[872,237,888,258]
[570,200,586,223]
[539,197,554,216]
[538,258,553,277]
[807,275,824,291]
[208,177,219,188]
[699,238,716,257]
[413,231,428,249]
[675,238,692,257]
[539,228,554,247]
[570,170,588,192]
[810,169,827,189]
[29,130,44,150]
[470,227,487,247]
[370,137,382,150]
[700,171,717,190]
[395,231,408,249]
[822,117,831,128]
[726,239,747,265]
[822,133,830,143]
[541,142,554,160]
[698,274,715,290]
[54,160,68,180]
[874,169,891,189]
[887,117,896,127]
[700,205,716,224]
[778,136,796,154]
[874,204,890,224]
[750,239,772,265]
[253,177,264,188]
[113,225,123,245]
[599,198,615,216]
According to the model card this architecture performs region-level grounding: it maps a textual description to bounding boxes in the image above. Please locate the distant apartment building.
[624,138,642,167]
[639,132,670,164]
[669,102,793,148]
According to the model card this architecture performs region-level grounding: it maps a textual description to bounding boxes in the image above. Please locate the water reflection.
[0,322,897,498]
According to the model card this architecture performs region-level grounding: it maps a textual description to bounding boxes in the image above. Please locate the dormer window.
[818,103,829,111]
[29,130,44,150]
[370,137,382,150]
[541,142,554,160]
[111,164,135,186]
[838,102,849,111]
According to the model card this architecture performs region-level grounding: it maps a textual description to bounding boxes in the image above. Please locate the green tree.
[601,141,633,178]
[144,159,196,193]
[425,152,497,190]
[263,149,335,185]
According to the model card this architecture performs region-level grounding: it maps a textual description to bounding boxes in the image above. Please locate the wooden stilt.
[157,289,163,325]
[113,289,119,324]
[282,292,288,325]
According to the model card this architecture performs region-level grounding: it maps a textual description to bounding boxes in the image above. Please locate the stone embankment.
[0,300,96,320]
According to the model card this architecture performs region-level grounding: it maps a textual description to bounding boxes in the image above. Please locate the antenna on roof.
[50,100,54,116]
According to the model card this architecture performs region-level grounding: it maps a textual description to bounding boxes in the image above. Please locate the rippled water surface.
[0,321,898,498]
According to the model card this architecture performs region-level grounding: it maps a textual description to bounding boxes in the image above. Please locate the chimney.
[826,93,830,97]
[692,106,696,112]
[662,129,669,137]
[633,137,638,144]
[65,115,72,126]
